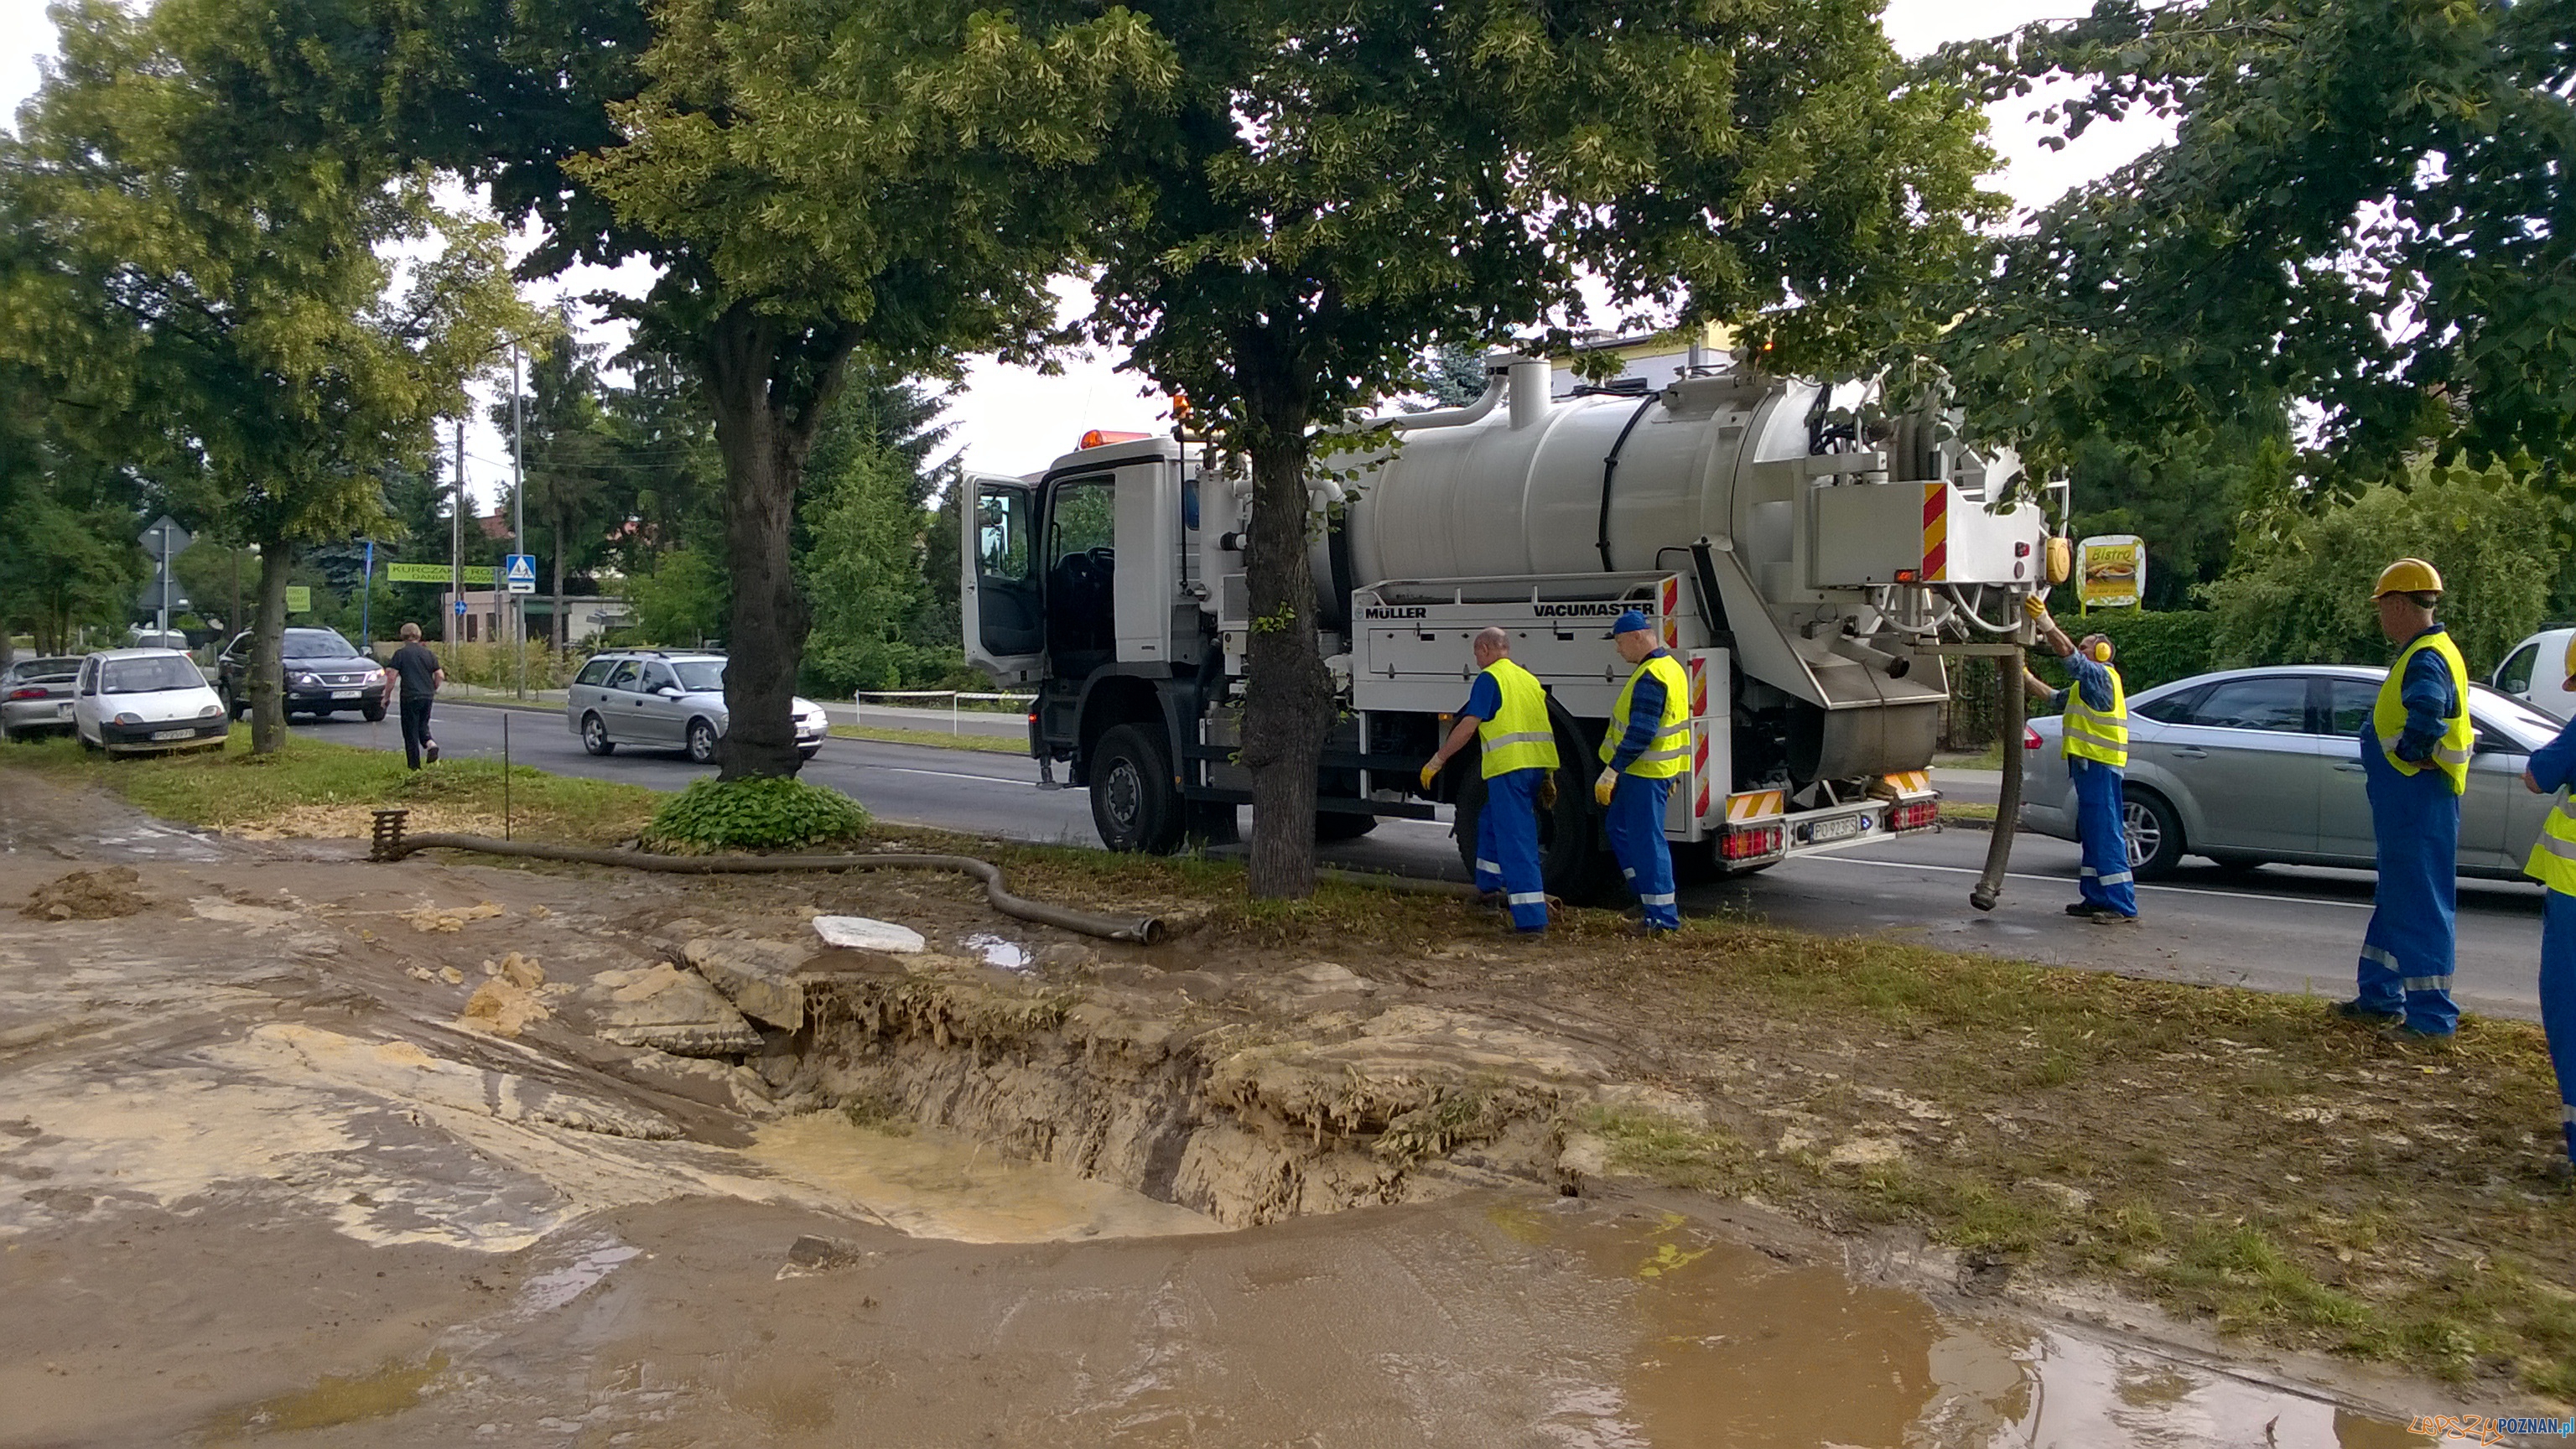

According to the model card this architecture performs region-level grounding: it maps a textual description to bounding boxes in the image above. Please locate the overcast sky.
[0,1,2165,497]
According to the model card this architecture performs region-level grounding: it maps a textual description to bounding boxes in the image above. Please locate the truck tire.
[1315,813,1377,843]
[1092,723,1183,854]
[1450,726,1619,906]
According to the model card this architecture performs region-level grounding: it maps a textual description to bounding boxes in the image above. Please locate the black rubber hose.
[1970,643,2025,911]
[384,834,1166,944]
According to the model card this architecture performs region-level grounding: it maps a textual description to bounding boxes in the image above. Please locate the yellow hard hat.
[2562,632,2576,688]
[2373,558,2444,599]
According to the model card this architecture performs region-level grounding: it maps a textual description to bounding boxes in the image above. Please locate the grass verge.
[2,727,657,845]
[825,724,1027,756]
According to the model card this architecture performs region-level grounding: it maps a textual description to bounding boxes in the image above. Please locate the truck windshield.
[102,657,205,694]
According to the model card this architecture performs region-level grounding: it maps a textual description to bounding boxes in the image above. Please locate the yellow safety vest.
[2060,664,2127,769]
[1475,658,1560,778]
[2374,629,2472,794]
[2526,787,2576,896]
[1599,652,1690,781]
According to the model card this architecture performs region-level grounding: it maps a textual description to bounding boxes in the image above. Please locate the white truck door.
[963,474,1044,685]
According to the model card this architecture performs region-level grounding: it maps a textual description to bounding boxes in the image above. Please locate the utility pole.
[451,418,465,646]
[512,341,527,699]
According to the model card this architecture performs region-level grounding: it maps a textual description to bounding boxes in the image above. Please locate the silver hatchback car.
[564,651,828,763]
[2021,664,2566,881]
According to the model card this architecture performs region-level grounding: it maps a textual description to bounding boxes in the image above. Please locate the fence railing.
[852,689,1036,735]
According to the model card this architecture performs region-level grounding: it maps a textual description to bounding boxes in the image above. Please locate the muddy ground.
[0,771,2532,1446]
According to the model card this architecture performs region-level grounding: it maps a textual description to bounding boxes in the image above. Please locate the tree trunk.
[701,304,859,781]
[1238,409,1333,901]
[248,541,292,755]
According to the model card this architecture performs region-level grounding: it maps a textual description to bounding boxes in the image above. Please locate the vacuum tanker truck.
[960,353,2061,896]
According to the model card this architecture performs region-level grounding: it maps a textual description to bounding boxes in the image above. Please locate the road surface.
[298,704,2549,1021]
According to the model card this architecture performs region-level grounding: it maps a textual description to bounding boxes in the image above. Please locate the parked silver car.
[2020,664,2566,881]
[2,656,85,741]
[564,650,828,763]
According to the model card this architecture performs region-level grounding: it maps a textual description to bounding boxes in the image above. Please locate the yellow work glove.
[1594,767,1618,807]
[2022,593,2049,621]
[1418,760,1441,791]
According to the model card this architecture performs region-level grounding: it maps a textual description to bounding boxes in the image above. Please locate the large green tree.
[1931,0,2575,484]
[0,0,526,752]
[1067,0,1996,896]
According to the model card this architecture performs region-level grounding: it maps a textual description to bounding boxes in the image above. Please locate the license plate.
[151,728,195,741]
[1805,813,1867,844]
[332,690,361,699]
[55,703,70,716]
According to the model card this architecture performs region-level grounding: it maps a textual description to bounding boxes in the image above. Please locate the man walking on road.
[2521,635,2576,1169]
[1596,610,1688,937]
[1421,628,1559,933]
[2022,600,2137,922]
[2341,558,2469,1039]
[388,622,444,771]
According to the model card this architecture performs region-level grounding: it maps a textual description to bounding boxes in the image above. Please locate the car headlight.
[113,712,142,726]
[198,704,221,718]
[293,672,321,688]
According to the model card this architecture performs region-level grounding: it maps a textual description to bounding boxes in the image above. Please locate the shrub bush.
[2028,610,2219,703]
[641,776,870,854]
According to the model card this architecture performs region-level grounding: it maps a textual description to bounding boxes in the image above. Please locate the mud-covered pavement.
[0,775,2492,1445]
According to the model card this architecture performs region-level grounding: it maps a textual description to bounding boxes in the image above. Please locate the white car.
[71,648,230,756]
[564,650,829,763]
[2491,627,2576,722]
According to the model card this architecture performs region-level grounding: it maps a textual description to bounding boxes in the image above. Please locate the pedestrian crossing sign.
[504,553,538,595]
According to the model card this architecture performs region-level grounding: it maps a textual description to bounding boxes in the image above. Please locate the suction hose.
[368,815,1165,945]
[1969,641,2025,912]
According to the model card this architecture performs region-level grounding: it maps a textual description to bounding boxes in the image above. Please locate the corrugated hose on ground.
[368,813,1165,945]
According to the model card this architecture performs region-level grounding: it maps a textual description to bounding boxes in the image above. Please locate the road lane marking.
[1802,854,2378,911]
[874,766,1041,787]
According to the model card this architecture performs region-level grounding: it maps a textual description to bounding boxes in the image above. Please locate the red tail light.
[1722,823,1784,861]
[8,688,48,700]
[1888,799,1940,832]
[2023,724,2043,750]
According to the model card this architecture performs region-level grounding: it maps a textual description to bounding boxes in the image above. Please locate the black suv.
[216,627,392,722]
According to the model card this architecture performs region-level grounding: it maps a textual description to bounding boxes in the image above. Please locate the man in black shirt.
[387,623,444,770]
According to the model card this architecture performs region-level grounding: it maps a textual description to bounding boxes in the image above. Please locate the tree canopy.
[1931,0,2576,484]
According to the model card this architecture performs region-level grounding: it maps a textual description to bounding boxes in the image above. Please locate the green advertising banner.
[384,563,494,585]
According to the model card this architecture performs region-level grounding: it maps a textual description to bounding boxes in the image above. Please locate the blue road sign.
[503,553,538,594]
[454,600,468,615]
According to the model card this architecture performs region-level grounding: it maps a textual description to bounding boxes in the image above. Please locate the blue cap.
[1606,609,1653,638]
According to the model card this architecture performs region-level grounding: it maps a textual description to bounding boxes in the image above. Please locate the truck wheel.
[1452,747,1621,907]
[1315,814,1377,843]
[1092,724,1183,854]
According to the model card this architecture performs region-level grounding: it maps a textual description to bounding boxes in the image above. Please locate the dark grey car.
[1,657,84,741]
[2020,664,2563,881]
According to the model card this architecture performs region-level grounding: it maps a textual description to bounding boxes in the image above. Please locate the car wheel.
[581,713,617,756]
[2206,852,2265,875]
[2122,787,2187,881]
[1314,813,1377,842]
[225,688,245,721]
[361,703,385,723]
[1090,723,1182,854]
[686,718,719,765]
[798,745,821,761]
[78,728,100,754]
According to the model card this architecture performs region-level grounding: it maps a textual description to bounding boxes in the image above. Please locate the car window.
[574,657,616,687]
[605,661,643,692]
[2135,686,2206,725]
[2180,676,2310,733]
[641,662,679,693]
[101,656,206,693]
[2324,679,2376,737]
[2498,641,2540,695]
[283,629,359,658]
[2469,685,2564,751]
[673,661,725,693]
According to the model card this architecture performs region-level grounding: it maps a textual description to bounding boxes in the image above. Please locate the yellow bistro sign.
[2076,534,2145,610]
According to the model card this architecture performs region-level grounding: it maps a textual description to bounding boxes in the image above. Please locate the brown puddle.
[200,1353,449,1441]
[1509,1201,2478,1447]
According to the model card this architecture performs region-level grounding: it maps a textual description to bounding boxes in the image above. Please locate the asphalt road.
[299,702,2551,1021]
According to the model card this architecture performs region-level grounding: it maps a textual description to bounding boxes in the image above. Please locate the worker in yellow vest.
[2021,601,2137,922]
[2340,558,2469,1038]
[1421,627,1560,933]
[2521,634,2576,1167]
[1595,610,1688,935]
